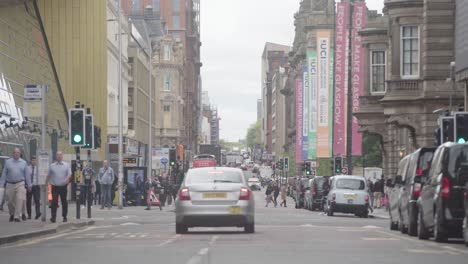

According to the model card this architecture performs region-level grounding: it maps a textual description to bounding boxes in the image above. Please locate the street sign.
[24,85,43,100]
[310,161,319,168]
[161,157,169,165]
[341,167,348,174]
[24,85,47,117]
[38,151,49,185]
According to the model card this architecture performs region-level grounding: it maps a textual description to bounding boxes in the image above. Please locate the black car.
[295,178,310,209]
[397,147,436,236]
[305,176,328,211]
[418,143,468,242]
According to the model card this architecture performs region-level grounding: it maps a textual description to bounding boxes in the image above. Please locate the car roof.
[331,175,366,180]
[188,167,243,173]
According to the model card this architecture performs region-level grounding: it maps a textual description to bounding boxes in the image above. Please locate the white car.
[247,177,261,191]
[325,175,370,218]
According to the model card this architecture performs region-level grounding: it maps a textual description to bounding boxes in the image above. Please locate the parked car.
[304,176,328,211]
[175,167,255,234]
[247,177,261,191]
[397,147,436,236]
[418,143,468,242]
[388,154,411,231]
[325,175,370,218]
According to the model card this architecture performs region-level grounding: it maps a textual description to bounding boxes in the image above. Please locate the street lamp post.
[117,0,124,209]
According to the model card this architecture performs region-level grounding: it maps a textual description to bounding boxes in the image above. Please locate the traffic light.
[169,149,176,166]
[304,162,311,176]
[284,157,289,171]
[69,108,85,146]
[334,156,343,175]
[94,126,101,149]
[277,159,283,170]
[82,114,94,149]
[440,116,454,144]
[454,112,468,144]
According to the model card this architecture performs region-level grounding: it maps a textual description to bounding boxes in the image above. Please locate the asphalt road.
[0,191,466,264]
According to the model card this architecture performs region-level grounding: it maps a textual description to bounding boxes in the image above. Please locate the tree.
[246,121,262,152]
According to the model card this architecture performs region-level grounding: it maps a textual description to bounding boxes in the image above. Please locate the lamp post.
[117,0,124,209]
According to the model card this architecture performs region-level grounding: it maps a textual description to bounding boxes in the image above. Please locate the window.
[163,44,171,61]
[163,105,171,112]
[128,117,134,130]
[173,32,181,42]
[370,51,386,94]
[172,15,180,29]
[132,0,140,12]
[153,0,160,12]
[172,0,180,12]
[401,26,419,78]
[163,74,171,91]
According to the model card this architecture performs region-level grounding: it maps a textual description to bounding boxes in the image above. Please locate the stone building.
[355,0,463,179]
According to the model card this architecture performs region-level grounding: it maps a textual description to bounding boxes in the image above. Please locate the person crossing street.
[0,148,31,222]
[47,151,71,223]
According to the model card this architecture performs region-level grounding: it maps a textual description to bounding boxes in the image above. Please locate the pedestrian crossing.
[66,232,162,240]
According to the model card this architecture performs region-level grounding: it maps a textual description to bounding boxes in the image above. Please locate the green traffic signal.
[458,138,466,144]
[73,134,83,143]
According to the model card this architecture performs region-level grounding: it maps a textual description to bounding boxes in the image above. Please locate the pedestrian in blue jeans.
[98,160,115,209]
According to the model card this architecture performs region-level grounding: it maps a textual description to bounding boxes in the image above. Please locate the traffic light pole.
[75,146,81,220]
[117,0,124,210]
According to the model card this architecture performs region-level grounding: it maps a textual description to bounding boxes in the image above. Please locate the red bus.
[192,154,217,168]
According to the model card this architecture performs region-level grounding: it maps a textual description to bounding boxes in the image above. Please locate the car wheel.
[175,223,188,234]
[362,211,369,218]
[327,206,334,216]
[245,223,255,233]
[408,206,418,237]
[418,208,430,240]
[434,210,448,242]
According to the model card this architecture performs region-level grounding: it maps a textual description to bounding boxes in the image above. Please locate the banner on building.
[333,1,349,156]
[302,65,309,161]
[351,1,367,156]
[316,30,333,158]
[296,79,304,162]
[307,50,317,160]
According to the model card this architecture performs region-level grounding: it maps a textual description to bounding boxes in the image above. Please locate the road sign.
[310,161,319,168]
[341,167,348,174]
[161,157,169,165]
[24,85,47,117]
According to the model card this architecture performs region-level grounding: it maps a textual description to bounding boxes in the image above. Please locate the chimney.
[145,5,153,17]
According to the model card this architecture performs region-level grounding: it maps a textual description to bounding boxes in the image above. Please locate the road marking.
[362,225,381,229]
[300,224,317,227]
[186,247,210,264]
[120,222,140,226]
[156,234,180,247]
[407,249,460,255]
[209,235,220,246]
[441,246,468,255]
[362,237,400,241]
[3,226,97,248]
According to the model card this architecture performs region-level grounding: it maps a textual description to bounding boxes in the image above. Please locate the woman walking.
[280,184,287,207]
[265,184,273,207]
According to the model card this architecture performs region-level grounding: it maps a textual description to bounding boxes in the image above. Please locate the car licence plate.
[229,206,241,215]
[202,192,227,199]
[347,199,354,204]
[344,194,357,199]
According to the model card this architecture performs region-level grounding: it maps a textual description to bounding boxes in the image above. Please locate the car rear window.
[186,169,243,184]
[248,178,259,182]
[418,150,434,171]
[448,146,468,179]
[335,179,365,190]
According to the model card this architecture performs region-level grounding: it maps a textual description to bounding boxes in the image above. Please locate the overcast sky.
[201,0,384,142]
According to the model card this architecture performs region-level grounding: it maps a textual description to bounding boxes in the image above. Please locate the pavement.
[0,192,466,264]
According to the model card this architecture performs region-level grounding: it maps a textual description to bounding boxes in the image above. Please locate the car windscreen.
[335,179,365,190]
[448,146,468,179]
[186,170,244,184]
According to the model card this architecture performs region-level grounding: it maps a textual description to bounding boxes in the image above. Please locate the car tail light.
[312,187,316,196]
[441,177,450,199]
[332,193,336,202]
[178,187,191,200]
[365,195,369,203]
[239,187,251,200]
[413,183,422,198]
[416,168,424,176]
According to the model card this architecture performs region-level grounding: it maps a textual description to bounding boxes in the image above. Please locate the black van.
[418,143,468,242]
[397,147,436,236]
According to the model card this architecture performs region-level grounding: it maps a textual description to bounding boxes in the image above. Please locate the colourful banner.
[307,50,317,160]
[316,30,333,158]
[295,79,303,162]
[351,2,367,156]
[333,1,348,156]
[302,65,309,160]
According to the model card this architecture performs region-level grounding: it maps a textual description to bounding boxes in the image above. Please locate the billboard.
[296,79,304,162]
[333,1,348,156]
[302,65,309,160]
[307,50,317,160]
[316,30,333,158]
[351,2,367,155]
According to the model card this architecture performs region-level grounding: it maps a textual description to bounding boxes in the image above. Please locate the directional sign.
[160,157,169,165]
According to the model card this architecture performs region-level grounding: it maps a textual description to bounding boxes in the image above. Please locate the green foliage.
[246,121,263,151]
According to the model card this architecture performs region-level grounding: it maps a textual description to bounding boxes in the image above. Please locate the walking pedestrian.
[273,183,280,207]
[47,151,71,223]
[265,184,273,207]
[0,148,31,222]
[367,179,374,209]
[81,162,95,209]
[98,160,115,209]
[280,184,287,207]
[26,156,41,220]
[373,178,383,209]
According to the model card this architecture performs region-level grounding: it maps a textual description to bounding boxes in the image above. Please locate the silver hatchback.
[175,167,255,234]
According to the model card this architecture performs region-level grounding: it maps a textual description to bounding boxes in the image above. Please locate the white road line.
[407,249,460,255]
[186,247,210,264]
[156,234,181,247]
[361,237,400,241]
[208,235,220,246]
[441,246,468,255]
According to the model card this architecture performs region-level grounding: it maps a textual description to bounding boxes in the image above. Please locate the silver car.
[175,167,255,234]
[325,175,370,218]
